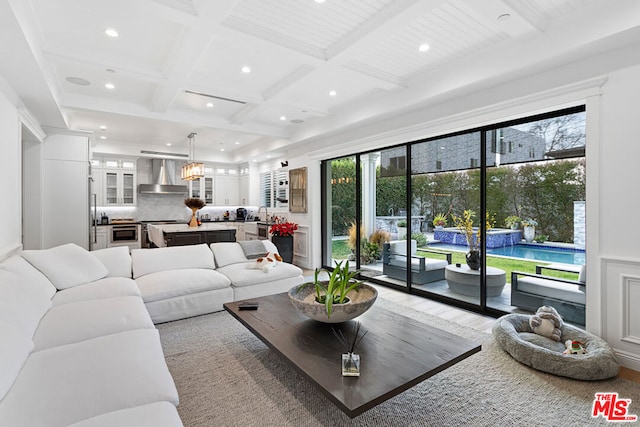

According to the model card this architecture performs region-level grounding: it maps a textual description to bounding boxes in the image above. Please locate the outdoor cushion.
[33,296,154,351]
[389,256,447,271]
[90,246,132,278]
[131,244,214,278]
[517,276,585,305]
[492,314,620,380]
[52,277,140,306]
[135,269,231,303]
[22,243,108,290]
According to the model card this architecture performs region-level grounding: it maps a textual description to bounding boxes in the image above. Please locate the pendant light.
[181,132,204,181]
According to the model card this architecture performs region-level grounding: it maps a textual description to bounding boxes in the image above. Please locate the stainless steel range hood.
[138,159,188,195]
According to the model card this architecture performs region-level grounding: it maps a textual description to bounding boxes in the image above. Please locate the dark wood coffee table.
[224,292,481,418]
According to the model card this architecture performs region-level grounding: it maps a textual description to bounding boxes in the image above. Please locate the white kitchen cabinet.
[214,175,238,205]
[104,169,136,206]
[239,175,249,205]
[91,226,107,250]
[189,176,213,204]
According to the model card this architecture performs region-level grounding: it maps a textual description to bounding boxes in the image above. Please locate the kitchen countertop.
[152,223,238,233]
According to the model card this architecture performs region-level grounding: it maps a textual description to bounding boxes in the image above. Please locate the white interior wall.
[0,79,22,259]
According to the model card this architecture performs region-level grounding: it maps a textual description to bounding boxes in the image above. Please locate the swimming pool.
[428,243,585,265]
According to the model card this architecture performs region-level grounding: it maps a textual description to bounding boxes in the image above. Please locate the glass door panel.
[105,172,118,205]
[410,132,481,305]
[122,172,134,205]
[323,156,357,269]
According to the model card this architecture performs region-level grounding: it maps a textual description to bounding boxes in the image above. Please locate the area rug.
[156,297,639,427]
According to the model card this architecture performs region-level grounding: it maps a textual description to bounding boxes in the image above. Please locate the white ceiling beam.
[149,0,243,113]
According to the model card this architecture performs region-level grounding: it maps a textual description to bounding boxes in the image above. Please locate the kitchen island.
[147,223,236,247]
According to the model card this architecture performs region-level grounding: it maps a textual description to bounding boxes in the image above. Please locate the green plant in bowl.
[306,260,363,318]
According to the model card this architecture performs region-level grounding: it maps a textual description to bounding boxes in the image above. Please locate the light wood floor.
[364,280,640,384]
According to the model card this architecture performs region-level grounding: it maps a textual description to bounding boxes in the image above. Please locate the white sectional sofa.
[0,244,181,427]
[0,239,304,426]
[131,240,304,323]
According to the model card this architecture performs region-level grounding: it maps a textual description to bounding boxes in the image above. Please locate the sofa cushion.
[0,269,52,337]
[22,243,108,290]
[131,244,214,278]
[67,401,183,427]
[0,321,33,401]
[90,246,132,278]
[0,329,178,427]
[0,256,56,299]
[52,277,141,306]
[389,256,447,271]
[33,296,154,351]
[135,269,231,303]
[389,239,417,256]
[209,242,249,267]
[216,262,303,288]
[517,276,586,305]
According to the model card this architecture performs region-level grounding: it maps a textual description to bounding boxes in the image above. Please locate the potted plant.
[396,219,407,239]
[269,221,298,263]
[521,219,538,243]
[288,260,378,322]
[504,215,521,230]
[451,210,494,270]
[432,213,447,230]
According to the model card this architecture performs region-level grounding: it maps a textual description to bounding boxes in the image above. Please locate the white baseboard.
[615,349,640,372]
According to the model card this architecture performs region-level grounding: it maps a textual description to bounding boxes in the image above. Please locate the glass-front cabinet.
[104,170,136,206]
[101,159,136,206]
[189,170,214,204]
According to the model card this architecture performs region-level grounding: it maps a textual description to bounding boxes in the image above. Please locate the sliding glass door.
[321,107,586,322]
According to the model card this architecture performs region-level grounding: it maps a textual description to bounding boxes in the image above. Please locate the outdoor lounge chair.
[511,265,586,325]
[382,240,452,285]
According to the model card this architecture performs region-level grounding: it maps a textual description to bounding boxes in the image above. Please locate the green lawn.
[330,239,579,283]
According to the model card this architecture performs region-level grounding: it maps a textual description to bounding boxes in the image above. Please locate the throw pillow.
[22,243,108,290]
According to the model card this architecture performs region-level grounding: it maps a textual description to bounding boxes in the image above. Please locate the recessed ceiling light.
[105,83,115,90]
[99,125,107,131]
[241,66,251,73]
[497,13,511,21]
[105,28,119,38]
[315,0,326,3]
[329,90,337,97]
[419,43,430,52]
[166,143,172,146]
[206,102,214,108]
[252,159,257,162]
[266,155,272,158]
[99,135,107,140]
[220,148,225,152]
[280,116,286,121]
[235,141,240,145]
[65,76,91,86]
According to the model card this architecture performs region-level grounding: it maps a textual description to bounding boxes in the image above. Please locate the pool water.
[429,243,585,265]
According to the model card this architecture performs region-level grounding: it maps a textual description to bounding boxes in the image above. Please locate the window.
[259,172,272,207]
[389,156,406,170]
[470,158,479,168]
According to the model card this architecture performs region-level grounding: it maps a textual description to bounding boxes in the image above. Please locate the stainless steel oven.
[257,223,269,240]
[110,224,138,244]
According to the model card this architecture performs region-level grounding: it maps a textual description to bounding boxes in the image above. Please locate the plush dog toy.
[529,306,563,341]
[563,340,587,355]
[253,252,282,273]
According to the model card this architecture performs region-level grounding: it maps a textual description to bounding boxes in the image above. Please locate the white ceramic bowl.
[288,283,378,323]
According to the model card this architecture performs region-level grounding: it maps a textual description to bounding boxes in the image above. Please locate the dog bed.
[492,314,620,380]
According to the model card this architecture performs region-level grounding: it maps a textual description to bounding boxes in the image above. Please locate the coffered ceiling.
[2,0,640,162]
